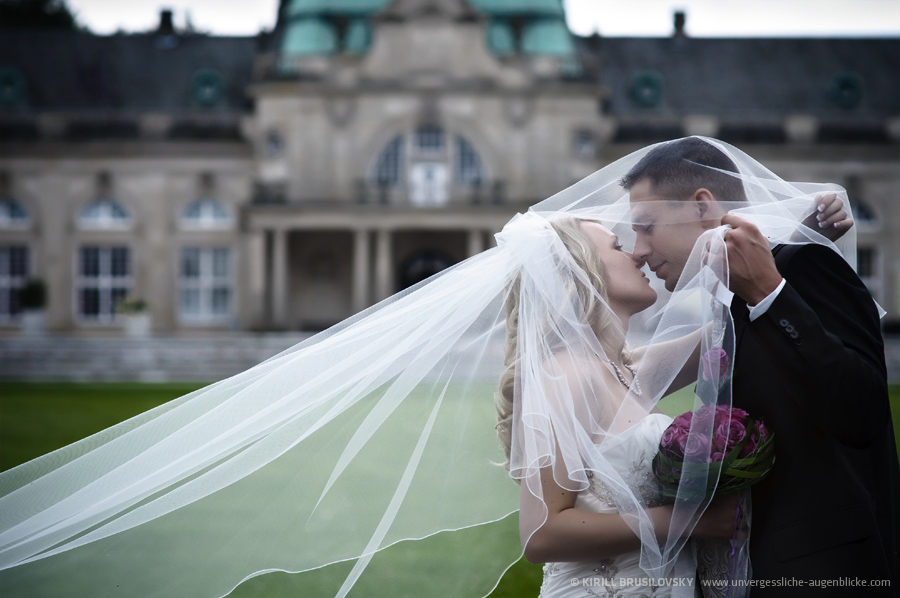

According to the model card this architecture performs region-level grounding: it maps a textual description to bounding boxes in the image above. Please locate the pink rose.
[692,406,715,431]
[740,432,758,458]
[684,433,711,461]
[725,420,747,451]
[673,411,693,429]
[709,451,725,463]
[713,421,730,453]
[730,407,750,424]
[757,420,770,443]
[661,424,690,459]
[701,348,731,382]
[673,426,691,455]
[714,405,732,427]
[661,425,679,450]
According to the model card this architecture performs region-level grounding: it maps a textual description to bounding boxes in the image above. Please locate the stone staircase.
[1,333,898,384]
[0,334,312,383]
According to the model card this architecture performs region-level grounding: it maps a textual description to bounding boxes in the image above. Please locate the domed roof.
[284,0,564,18]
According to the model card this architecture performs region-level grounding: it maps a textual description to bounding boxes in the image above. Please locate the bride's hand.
[801,191,854,241]
[691,494,746,541]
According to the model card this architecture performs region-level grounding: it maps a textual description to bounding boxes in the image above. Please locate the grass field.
[1,382,899,597]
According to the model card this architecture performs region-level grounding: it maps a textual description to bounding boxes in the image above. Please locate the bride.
[495,215,744,597]
[0,138,855,598]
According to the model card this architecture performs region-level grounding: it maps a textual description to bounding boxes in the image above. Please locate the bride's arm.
[520,465,668,563]
[630,326,705,397]
[520,464,740,563]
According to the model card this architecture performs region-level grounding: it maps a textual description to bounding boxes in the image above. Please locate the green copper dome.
[469,0,564,16]
[487,20,516,56]
[281,17,338,55]
[284,0,564,16]
[279,0,576,65]
[286,0,388,17]
[521,18,574,56]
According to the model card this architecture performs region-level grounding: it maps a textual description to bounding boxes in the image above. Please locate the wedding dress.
[538,413,685,598]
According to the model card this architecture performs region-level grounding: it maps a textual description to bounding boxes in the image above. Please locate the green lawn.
[1,382,899,597]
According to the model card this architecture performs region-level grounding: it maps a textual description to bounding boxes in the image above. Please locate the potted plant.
[19,278,47,336]
[116,296,151,337]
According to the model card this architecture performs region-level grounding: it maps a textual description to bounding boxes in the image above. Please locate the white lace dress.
[537,413,699,598]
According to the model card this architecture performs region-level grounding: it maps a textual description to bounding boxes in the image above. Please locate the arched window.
[370,128,488,206]
[455,137,485,185]
[0,198,29,228]
[374,136,404,186]
[850,199,878,226]
[846,176,879,230]
[415,126,444,153]
[181,199,232,229]
[78,199,131,229]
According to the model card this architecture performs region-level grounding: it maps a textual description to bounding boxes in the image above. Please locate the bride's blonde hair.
[495,217,630,472]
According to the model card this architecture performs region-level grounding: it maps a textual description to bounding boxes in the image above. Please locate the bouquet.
[652,405,775,501]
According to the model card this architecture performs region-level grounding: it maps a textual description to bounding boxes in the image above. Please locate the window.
[265,130,284,158]
[0,246,28,320]
[77,247,131,321]
[850,199,878,226]
[573,130,596,160]
[371,129,488,197]
[845,176,879,230]
[409,162,449,207]
[857,247,875,279]
[181,199,231,229]
[0,199,29,228]
[455,136,485,185]
[415,126,444,153]
[191,69,224,108]
[857,246,881,301]
[374,136,404,186]
[79,199,131,229]
[180,247,232,322]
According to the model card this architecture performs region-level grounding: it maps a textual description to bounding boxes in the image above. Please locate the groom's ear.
[691,188,722,229]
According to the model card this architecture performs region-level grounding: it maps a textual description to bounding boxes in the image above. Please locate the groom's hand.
[691,494,747,541]
[721,214,783,306]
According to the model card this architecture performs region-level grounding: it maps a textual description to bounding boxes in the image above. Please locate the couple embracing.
[515,137,899,597]
[1,138,897,598]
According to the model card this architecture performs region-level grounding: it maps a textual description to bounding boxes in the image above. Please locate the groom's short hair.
[620,137,748,204]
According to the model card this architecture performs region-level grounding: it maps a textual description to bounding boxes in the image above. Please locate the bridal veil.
[0,138,860,597]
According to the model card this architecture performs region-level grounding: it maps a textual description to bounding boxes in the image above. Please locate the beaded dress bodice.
[537,413,687,598]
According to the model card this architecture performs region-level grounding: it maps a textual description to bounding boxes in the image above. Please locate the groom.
[623,138,900,596]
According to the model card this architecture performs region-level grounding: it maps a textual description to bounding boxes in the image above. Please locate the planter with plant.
[19,279,47,335]
[116,296,151,337]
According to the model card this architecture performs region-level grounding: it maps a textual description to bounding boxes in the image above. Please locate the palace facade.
[1,0,898,335]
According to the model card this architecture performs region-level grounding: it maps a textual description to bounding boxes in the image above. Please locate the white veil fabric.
[0,138,863,598]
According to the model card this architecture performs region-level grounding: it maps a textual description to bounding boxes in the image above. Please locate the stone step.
[0,334,312,383]
[2,334,899,384]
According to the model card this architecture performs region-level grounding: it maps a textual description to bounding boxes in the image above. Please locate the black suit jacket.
[729,243,900,597]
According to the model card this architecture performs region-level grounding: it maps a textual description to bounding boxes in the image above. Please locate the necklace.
[603,357,642,397]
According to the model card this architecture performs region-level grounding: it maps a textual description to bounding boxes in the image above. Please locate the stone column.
[467,229,484,258]
[245,231,266,328]
[375,229,392,302]
[352,229,370,313]
[271,228,288,328]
